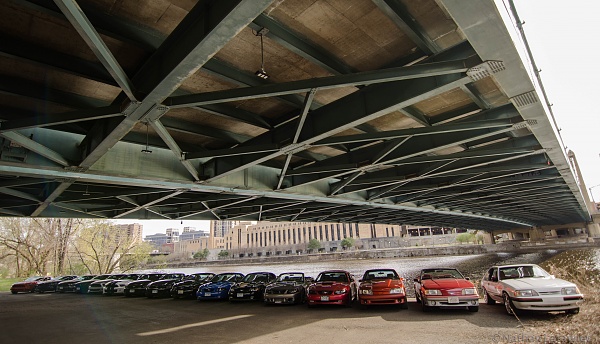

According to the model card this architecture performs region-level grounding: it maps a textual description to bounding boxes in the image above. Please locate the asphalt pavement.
[0,292,568,344]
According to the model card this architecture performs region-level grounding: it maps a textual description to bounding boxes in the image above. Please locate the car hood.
[502,277,575,290]
[12,281,37,286]
[233,282,265,289]
[148,279,178,287]
[313,281,349,289]
[361,279,403,289]
[422,279,473,289]
[267,282,302,289]
[203,281,235,288]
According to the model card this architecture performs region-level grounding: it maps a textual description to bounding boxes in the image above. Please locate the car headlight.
[390,288,404,294]
[513,289,539,297]
[423,289,442,296]
[334,289,347,294]
[561,287,580,295]
[359,289,373,295]
[462,288,477,295]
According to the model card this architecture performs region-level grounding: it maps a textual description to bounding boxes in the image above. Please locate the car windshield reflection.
[421,269,464,279]
[499,265,550,280]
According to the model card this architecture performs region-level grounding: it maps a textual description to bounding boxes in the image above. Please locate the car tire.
[399,298,408,310]
[484,290,495,305]
[567,308,579,315]
[11,290,17,294]
[468,306,479,312]
[503,292,518,315]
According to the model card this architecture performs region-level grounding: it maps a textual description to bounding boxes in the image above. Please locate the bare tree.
[71,219,151,274]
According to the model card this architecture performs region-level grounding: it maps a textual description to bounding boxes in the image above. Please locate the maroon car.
[10,276,52,294]
[307,270,357,307]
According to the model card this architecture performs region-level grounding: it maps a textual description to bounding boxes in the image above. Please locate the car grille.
[538,291,561,295]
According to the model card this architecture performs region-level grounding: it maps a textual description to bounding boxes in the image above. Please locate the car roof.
[493,264,540,268]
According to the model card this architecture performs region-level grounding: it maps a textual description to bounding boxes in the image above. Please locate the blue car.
[197,273,244,300]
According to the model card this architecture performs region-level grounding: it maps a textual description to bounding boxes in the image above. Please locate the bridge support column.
[482,231,495,244]
[588,222,600,238]
[528,227,546,241]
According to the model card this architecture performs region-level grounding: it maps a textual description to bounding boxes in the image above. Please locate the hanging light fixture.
[254,28,269,79]
[141,121,152,154]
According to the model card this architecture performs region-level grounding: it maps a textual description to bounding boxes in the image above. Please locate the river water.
[157,247,600,297]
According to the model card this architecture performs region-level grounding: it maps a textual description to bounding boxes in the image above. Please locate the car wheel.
[484,290,495,305]
[468,306,479,312]
[11,290,17,294]
[567,308,579,315]
[503,292,517,315]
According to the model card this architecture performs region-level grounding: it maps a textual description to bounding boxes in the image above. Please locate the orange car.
[358,269,408,309]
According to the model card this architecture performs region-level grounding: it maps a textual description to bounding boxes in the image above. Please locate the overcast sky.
[508,0,599,201]
[116,1,600,236]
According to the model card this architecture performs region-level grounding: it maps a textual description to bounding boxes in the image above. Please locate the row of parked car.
[9,263,584,315]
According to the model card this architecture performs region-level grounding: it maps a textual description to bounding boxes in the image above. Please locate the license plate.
[130,289,135,293]
[237,293,244,298]
[178,290,184,294]
[448,296,459,304]
[275,300,282,304]
[321,296,329,301]
[205,292,211,296]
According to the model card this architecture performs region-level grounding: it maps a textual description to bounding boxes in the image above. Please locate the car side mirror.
[358,279,363,282]
[413,278,419,283]
[465,277,470,281]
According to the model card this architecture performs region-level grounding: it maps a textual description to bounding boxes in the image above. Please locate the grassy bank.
[529,250,600,343]
[0,278,21,292]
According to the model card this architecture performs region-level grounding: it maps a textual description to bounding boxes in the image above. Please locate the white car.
[481,264,583,315]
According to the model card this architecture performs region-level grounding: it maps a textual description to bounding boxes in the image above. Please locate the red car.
[358,269,408,309]
[10,276,52,294]
[413,268,479,312]
[307,270,356,307]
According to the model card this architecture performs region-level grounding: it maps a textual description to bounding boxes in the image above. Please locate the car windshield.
[421,269,464,280]
[94,275,111,280]
[362,270,399,281]
[242,273,271,283]
[277,273,304,282]
[122,274,138,280]
[499,265,550,280]
[316,272,348,283]
[161,274,183,280]
[186,274,212,281]
[24,276,42,282]
[211,274,240,282]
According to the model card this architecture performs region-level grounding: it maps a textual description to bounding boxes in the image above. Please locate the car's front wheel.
[503,293,518,315]
[483,290,495,305]
[567,307,580,315]
[468,306,479,312]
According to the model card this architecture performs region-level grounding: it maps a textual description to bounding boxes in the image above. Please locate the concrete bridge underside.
[0,0,593,233]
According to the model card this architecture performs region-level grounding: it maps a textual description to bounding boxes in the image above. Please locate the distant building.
[211,220,239,237]
[145,227,208,251]
[114,223,143,245]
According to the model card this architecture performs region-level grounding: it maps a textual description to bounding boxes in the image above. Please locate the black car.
[102,273,141,295]
[171,273,215,299]
[264,272,313,305]
[88,274,129,294]
[57,275,97,293]
[35,275,78,293]
[75,274,112,294]
[146,273,186,298]
[229,272,277,302]
[124,273,166,297]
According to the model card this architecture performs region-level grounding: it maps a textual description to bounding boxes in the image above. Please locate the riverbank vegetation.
[531,249,600,342]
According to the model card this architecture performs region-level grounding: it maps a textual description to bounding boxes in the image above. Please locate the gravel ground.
[1,292,582,344]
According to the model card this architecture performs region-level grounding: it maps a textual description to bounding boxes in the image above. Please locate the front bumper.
[511,295,584,312]
[359,293,407,305]
[172,288,195,298]
[146,288,171,297]
[264,293,302,304]
[197,290,229,300]
[422,295,479,308]
[229,290,262,301]
[307,293,350,305]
